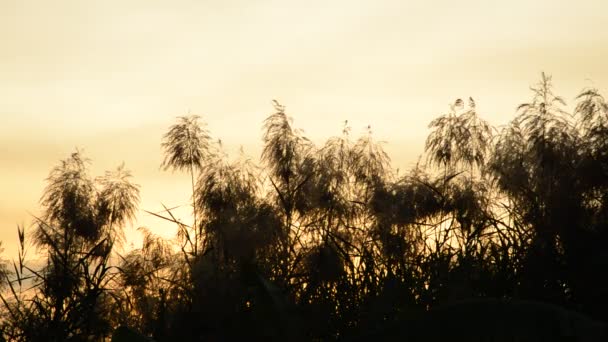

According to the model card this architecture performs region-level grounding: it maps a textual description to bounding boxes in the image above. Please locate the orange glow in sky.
[1,0,607,256]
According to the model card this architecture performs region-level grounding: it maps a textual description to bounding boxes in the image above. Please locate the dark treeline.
[1,73,608,341]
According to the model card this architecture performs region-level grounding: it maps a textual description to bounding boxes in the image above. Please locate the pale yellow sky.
[1,0,608,257]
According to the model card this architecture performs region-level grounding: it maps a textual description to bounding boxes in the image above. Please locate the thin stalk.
[186,126,198,257]
[190,162,198,257]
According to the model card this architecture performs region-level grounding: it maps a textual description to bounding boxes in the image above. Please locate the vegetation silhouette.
[1,73,608,341]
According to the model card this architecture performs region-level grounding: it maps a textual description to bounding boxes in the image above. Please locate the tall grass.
[2,74,608,341]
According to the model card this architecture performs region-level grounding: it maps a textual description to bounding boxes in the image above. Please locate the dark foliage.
[2,74,608,341]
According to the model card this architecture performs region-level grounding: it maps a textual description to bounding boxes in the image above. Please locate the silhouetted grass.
[1,73,608,341]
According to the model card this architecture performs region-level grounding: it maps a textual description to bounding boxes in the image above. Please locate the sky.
[1,0,608,257]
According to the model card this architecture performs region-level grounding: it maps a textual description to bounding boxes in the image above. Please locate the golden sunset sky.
[1,0,607,257]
